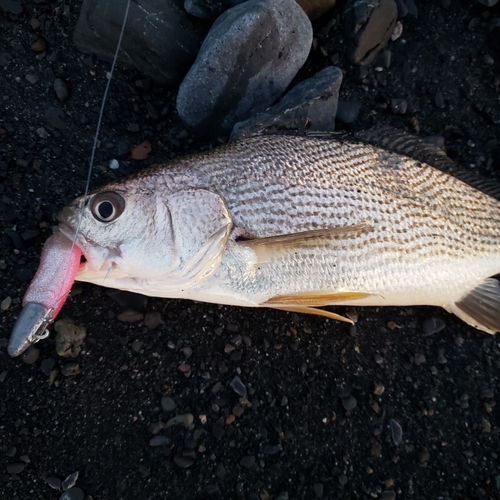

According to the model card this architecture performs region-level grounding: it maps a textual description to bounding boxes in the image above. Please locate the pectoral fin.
[447,278,500,334]
[238,223,373,262]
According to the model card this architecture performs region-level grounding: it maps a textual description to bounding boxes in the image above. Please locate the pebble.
[149,435,171,446]
[31,39,46,52]
[212,424,224,439]
[344,0,398,65]
[62,471,79,491]
[144,311,164,330]
[166,413,194,428]
[6,463,25,474]
[60,487,84,500]
[423,317,445,335]
[22,346,40,365]
[0,0,22,14]
[414,353,426,365]
[230,375,247,397]
[338,474,348,485]
[36,127,48,139]
[0,371,7,382]
[55,319,86,357]
[161,396,176,412]
[174,456,194,468]
[371,441,382,457]
[4,447,16,457]
[342,395,357,411]
[61,362,80,377]
[420,448,430,462]
[177,0,313,136]
[53,78,69,100]
[45,476,62,490]
[261,443,282,455]
[313,482,324,498]
[380,491,396,500]
[45,107,66,130]
[373,383,385,396]
[391,98,407,114]
[109,159,119,170]
[1,296,12,310]
[240,455,256,468]
[389,418,403,445]
[434,91,445,108]
[117,309,144,322]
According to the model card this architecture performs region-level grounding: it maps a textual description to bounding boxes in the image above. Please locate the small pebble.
[60,487,84,500]
[342,395,357,411]
[423,317,445,335]
[131,340,143,352]
[338,474,348,485]
[109,159,119,170]
[434,91,445,108]
[389,419,403,445]
[53,78,68,100]
[371,442,382,457]
[0,371,7,382]
[7,463,25,474]
[380,491,396,500]
[314,482,324,498]
[117,310,144,322]
[22,346,40,364]
[36,127,48,139]
[62,471,79,490]
[161,396,176,412]
[25,74,39,85]
[174,456,194,468]
[144,311,164,330]
[41,358,57,375]
[61,362,80,377]
[230,376,247,397]
[239,455,256,468]
[1,296,12,310]
[414,353,426,365]
[31,39,46,52]
[166,413,194,428]
[420,448,430,462]
[373,383,385,396]
[149,435,171,446]
[5,447,16,457]
[45,476,62,490]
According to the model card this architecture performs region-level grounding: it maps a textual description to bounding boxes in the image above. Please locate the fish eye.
[90,192,125,223]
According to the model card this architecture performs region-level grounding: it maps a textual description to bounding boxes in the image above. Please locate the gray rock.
[177,0,313,136]
[389,418,403,445]
[73,0,207,86]
[60,487,84,500]
[231,66,343,141]
[54,79,69,100]
[62,471,79,491]
[161,396,177,412]
[230,375,247,397]
[184,0,244,19]
[344,0,398,65]
[45,107,67,130]
[0,0,22,15]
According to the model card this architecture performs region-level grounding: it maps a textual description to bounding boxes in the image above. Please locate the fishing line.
[47,0,131,317]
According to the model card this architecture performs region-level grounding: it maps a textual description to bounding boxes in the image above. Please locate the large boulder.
[73,0,207,86]
[177,0,313,137]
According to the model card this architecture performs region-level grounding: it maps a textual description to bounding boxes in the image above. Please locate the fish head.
[57,181,233,292]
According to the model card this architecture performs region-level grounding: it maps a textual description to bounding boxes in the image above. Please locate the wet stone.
[0,371,7,382]
[149,435,171,446]
[389,419,403,445]
[371,441,382,457]
[314,482,324,498]
[423,317,445,335]
[144,311,164,330]
[1,296,11,310]
[53,78,68,100]
[414,353,426,365]
[45,476,62,490]
[22,346,40,365]
[380,491,396,500]
[166,413,194,428]
[161,396,176,412]
[62,471,79,490]
[230,376,247,397]
[342,395,357,411]
[261,443,282,455]
[117,309,144,323]
[60,487,84,500]
[131,340,143,352]
[338,474,348,485]
[174,455,194,468]
[373,383,385,396]
[240,455,256,468]
[6,463,25,474]
[5,447,16,457]
[61,362,80,377]
[45,107,66,130]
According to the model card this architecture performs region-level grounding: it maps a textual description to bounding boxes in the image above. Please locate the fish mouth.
[56,223,120,274]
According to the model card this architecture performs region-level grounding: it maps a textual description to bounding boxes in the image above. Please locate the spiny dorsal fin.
[447,278,500,334]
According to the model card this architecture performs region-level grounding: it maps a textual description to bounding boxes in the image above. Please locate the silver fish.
[9,134,500,355]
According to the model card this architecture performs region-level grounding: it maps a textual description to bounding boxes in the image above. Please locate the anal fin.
[447,278,500,334]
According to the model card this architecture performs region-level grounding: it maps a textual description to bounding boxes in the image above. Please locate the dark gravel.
[1,1,500,500]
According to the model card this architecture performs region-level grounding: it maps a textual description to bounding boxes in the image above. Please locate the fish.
[8,133,500,356]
